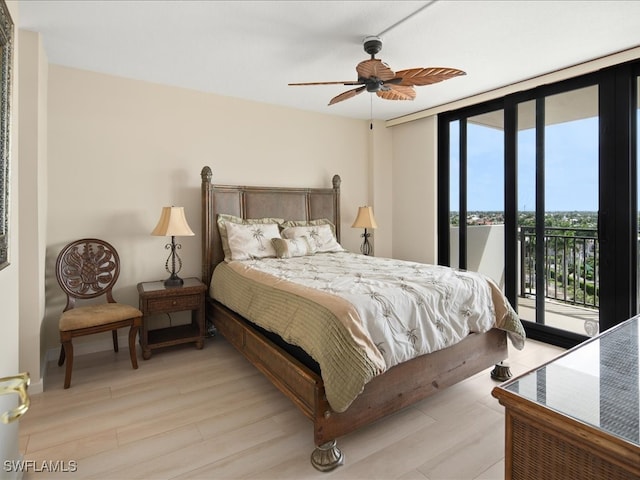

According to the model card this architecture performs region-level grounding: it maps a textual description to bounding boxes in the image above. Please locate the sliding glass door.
[448,111,505,287]
[517,87,600,337]
[439,61,639,347]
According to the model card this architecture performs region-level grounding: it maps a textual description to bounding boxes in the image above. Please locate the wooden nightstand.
[137,277,207,359]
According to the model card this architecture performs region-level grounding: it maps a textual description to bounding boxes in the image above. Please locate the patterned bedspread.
[211,252,525,412]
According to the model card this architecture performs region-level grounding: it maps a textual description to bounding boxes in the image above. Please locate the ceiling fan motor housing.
[363,36,382,56]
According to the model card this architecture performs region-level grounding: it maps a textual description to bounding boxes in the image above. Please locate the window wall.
[438,60,639,348]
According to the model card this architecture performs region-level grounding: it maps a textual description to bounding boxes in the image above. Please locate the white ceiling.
[17,0,640,121]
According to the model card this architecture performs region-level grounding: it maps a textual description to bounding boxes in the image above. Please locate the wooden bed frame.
[200,166,510,471]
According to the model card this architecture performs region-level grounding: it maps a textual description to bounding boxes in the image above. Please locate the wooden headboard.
[200,166,341,286]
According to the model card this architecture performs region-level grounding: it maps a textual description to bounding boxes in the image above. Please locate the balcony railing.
[520,226,599,309]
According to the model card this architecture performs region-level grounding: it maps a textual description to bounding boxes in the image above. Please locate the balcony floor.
[517,295,599,337]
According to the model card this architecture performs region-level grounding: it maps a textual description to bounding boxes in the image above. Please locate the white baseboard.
[26,377,43,396]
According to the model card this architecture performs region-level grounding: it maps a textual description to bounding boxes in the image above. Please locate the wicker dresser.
[492,316,640,480]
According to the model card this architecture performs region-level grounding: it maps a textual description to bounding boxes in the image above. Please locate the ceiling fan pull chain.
[370,94,373,130]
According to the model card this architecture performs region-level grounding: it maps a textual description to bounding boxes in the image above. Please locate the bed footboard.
[312,327,508,444]
[207,297,509,472]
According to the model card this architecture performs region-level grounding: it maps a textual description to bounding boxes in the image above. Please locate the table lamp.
[351,206,378,256]
[151,206,194,287]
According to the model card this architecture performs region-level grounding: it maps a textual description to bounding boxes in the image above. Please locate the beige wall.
[18,29,47,391]
[369,120,393,259]
[390,116,438,264]
[41,65,389,355]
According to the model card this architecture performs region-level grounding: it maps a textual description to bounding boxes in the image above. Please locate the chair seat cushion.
[59,303,142,331]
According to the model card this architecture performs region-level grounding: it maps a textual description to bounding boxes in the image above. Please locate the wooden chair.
[55,238,143,389]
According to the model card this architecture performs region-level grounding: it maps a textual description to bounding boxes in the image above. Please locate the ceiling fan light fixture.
[365,79,382,92]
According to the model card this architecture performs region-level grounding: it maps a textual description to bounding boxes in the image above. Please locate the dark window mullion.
[535,98,546,324]
[437,115,451,266]
[505,102,518,305]
[459,119,468,270]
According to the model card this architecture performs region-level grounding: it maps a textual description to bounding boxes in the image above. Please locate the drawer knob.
[172,300,177,305]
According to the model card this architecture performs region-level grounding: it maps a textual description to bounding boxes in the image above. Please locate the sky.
[449,116,600,212]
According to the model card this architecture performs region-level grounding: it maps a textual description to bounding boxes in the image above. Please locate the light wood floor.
[19,335,564,480]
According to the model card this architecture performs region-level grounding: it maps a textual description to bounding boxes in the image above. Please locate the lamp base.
[361,229,372,256]
[163,274,184,288]
[163,237,184,287]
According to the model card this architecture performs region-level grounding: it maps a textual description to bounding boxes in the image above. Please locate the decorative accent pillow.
[280,218,337,235]
[281,224,345,253]
[217,214,283,262]
[224,221,281,261]
[271,236,317,259]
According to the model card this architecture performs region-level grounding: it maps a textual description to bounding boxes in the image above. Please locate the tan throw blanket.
[211,252,525,412]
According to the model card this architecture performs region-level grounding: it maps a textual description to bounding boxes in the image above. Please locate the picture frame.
[0,0,13,271]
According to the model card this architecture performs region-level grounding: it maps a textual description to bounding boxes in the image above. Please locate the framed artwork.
[0,0,12,271]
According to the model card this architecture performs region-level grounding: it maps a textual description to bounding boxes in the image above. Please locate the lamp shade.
[351,206,378,229]
[151,207,195,237]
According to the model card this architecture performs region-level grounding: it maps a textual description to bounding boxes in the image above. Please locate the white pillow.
[217,214,283,262]
[225,221,281,260]
[271,236,317,258]
[281,224,345,253]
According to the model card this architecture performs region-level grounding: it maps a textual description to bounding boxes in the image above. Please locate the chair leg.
[57,345,65,366]
[128,323,139,370]
[62,340,74,389]
[112,329,119,352]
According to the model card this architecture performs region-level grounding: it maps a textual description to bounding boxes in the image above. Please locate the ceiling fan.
[288,36,466,106]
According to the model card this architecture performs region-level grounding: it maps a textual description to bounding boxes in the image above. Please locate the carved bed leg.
[491,361,512,381]
[310,440,344,472]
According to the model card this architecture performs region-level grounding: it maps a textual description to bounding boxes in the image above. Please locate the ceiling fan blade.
[356,59,396,81]
[377,84,416,101]
[329,85,366,105]
[288,80,363,86]
[394,67,466,87]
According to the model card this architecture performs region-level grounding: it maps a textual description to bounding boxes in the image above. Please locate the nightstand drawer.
[147,294,201,314]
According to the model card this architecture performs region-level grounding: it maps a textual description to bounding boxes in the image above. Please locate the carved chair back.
[55,238,121,312]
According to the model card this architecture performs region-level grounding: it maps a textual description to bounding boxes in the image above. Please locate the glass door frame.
[438,61,640,348]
